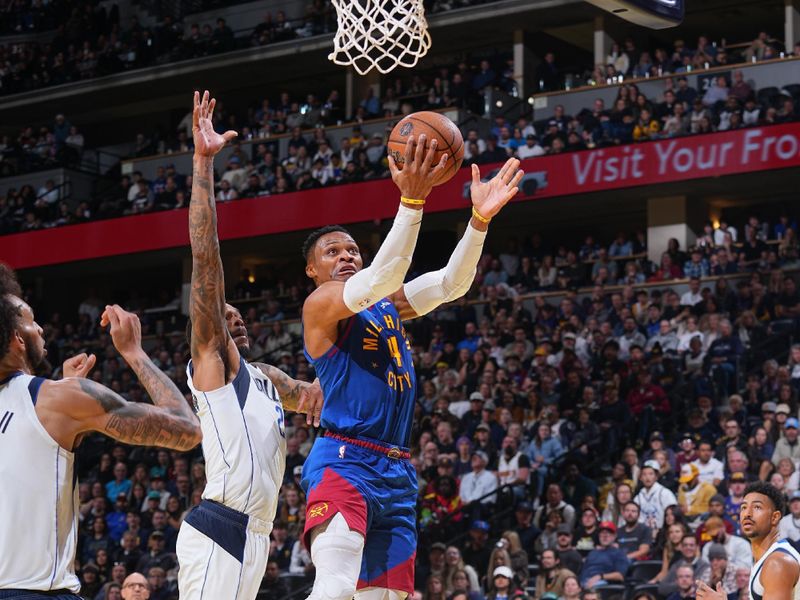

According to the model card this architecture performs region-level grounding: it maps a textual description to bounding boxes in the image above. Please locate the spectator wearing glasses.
[121,572,151,600]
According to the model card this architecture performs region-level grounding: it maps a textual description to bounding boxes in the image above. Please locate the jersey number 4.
[387,336,403,368]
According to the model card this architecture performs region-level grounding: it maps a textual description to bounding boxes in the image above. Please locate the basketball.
[388,111,465,186]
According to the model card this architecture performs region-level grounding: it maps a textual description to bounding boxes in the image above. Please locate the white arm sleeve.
[403,223,487,316]
[342,203,422,313]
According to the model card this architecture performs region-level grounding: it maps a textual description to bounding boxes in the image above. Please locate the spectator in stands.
[578,521,629,589]
[536,52,559,92]
[665,564,697,600]
[658,534,709,597]
[698,516,751,568]
[616,501,652,560]
[677,463,717,517]
[635,459,677,533]
[534,548,576,598]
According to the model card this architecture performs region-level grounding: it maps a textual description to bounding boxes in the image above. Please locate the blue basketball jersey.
[304,298,416,447]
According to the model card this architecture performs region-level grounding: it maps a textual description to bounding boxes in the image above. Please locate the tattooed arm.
[37,305,200,451]
[189,90,239,391]
[251,363,324,426]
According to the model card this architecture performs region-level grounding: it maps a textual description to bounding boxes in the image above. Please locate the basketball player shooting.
[697,481,800,600]
[299,135,523,600]
[176,90,323,600]
[0,267,201,599]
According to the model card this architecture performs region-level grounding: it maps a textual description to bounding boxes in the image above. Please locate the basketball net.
[328,0,431,75]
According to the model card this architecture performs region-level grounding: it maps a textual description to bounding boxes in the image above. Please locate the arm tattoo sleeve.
[189,155,228,359]
[252,362,308,410]
[78,379,198,451]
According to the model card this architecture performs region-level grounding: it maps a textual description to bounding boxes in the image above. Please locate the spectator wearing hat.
[724,471,748,527]
[658,534,709,598]
[703,543,738,595]
[460,450,498,520]
[462,520,492,575]
[516,134,545,159]
[772,417,800,466]
[642,431,677,472]
[696,495,737,545]
[512,501,541,549]
[579,521,629,588]
[535,483,577,531]
[553,524,584,575]
[80,563,103,599]
[699,516,751,569]
[617,501,652,561]
[779,490,800,542]
[534,548,576,599]
[473,423,499,470]
[692,441,724,487]
[635,459,678,533]
[487,565,523,600]
[135,530,175,574]
[677,463,718,517]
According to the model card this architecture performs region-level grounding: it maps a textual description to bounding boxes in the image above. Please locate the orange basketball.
[388,111,464,186]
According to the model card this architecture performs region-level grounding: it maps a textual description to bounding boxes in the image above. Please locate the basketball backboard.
[586,0,684,29]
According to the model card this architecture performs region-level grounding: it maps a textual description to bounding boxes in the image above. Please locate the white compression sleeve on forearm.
[403,223,487,316]
[342,203,422,312]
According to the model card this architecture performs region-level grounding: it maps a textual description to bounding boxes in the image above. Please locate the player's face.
[224,304,249,357]
[307,232,363,285]
[740,492,780,539]
[9,296,46,369]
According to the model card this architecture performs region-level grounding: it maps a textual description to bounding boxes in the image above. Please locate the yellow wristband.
[472,206,491,223]
[401,196,425,205]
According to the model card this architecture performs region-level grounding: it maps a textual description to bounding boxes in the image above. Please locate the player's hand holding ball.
[101,305,143,358]
[388,133,448,202]
[192,90,238,158]
[470,158,524,224]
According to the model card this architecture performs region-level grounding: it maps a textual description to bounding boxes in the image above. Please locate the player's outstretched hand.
[63,353,97,378]
[696,580,726,600]
[297,378,324,427]
[101,305,142,358]
[470,158,524,221]
[388,134,448,201]
[192,90,238,158]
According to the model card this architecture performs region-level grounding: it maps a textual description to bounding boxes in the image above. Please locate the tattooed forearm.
[126,351,196,417]
[79,379,200,450]
[253,363,308,411]
[189,155,227,357]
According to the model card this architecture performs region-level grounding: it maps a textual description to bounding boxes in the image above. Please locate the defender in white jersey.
[178,90,322,600]
[0,265,201,600]
[697,481,800,600]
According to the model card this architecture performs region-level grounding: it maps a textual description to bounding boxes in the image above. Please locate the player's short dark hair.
[744,481,786,515]
[0,263,23,362]
[301,225,352,262]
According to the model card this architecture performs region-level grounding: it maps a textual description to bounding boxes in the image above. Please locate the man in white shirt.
[460,450,498,506]
[634,460,678,533]
[713,220,738,245]
[692,441,724,487]
[516,134,545,159]
[680,277,704,307]
[779,490,800,542]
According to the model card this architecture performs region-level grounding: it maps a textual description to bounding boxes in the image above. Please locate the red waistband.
[324,432,411,460]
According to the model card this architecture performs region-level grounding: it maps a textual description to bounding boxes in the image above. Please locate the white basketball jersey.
[0,372,80,593]
[186,356,287,523]
[749,538,800,600]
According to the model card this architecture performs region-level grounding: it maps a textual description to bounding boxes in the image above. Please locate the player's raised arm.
[188,90,239,390]
[392,157,524,320]
[41,305,201,451]
[302,135,447,329]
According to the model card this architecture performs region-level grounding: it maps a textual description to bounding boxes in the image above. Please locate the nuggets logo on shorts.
[308,502,329,518]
